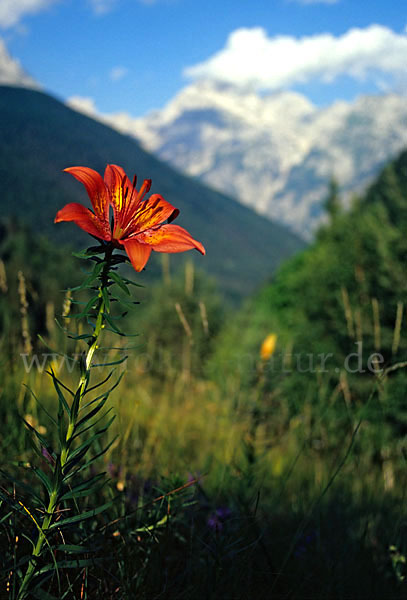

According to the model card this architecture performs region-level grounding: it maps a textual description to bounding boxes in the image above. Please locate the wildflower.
[55,165,205,271]
[260,333,277,361]
[207,506,232,532]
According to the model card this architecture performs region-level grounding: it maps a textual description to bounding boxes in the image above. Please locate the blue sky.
[1,0,406,116]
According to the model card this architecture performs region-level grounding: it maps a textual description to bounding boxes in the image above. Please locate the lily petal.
[64,167,109,221]
[126,194,179,236]
[136,224,205,255]
[104,164,134,218]
[120,238,152,272]
[54,203,111,241]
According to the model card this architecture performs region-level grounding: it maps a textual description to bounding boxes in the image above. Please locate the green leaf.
[72,408,112,440]
[54,543,97,554]
[67,332,93,341]
[0,473,44,506]
[26,433,47,462]
[134,513,169,533]
[0,555,33,577]
[72,245,106,259]
[76,396,108,430]
[60,482,106,501]
[49,501,113,529]
[109,271,131,295]
[35,557,104,576]
[82,372,124,408]
[70,386,84,422]
[37,335,65,357]
[83,370,114,397]
[101,286,110,313]
[22,384,57,427]
[59,473,106,502]
[47,368,71,418]
[64,415,115,475]
[44,371,74,398]
[70,294,101,319]
[65,436,118,480]
[0,509,13,525]
[110,288,139,310]
[70,261,105,292]
[22,417,51,451]
[82,294,101,317]
[103,313,124,336]
[92,355,128,368]
[121,276,144,288]
[63,443,92,475]
[31,466,53,496]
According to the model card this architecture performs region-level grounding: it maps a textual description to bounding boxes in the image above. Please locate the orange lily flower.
[55,165,205,271]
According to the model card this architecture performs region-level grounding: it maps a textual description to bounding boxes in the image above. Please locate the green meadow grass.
[2,311,407,598]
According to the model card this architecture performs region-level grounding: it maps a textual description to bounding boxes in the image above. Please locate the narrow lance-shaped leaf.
[49,500,114,529]
[31,466,53,497]
[72,407,114,441]
[64,414,116,473]
[80,372,124,414]
[101,286,110,313]
[58,472,106,502]
[82,369,114,397]
[92,354,128,368]
[70,261,105,292]
[109,270,131,295]
[75,395,109,430]
[22,384,57,427]
[47,367,71,419]
[64,436,118,481]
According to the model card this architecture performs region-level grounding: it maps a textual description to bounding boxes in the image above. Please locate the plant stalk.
[17,245,114,599]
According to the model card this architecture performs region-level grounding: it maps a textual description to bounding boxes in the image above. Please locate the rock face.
[115,81,407,237]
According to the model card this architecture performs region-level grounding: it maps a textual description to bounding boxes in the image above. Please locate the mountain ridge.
[89,81,407,237]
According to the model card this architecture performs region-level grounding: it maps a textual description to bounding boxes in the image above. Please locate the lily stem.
[17,245,114,600]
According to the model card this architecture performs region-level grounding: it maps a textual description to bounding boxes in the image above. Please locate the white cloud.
[0,37,38,86]
[67,95,98,116]
[0,0,57,29]
[88,0,118,15]
[67,94,144,138]
[184,25,407,92]
[0,0,118,27]
[109,65,128,82]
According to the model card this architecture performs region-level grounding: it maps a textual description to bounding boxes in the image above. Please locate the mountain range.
[0,85,303,302]
[89,80,407,237]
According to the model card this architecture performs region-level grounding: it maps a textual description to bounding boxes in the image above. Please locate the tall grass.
[1,261,407,598]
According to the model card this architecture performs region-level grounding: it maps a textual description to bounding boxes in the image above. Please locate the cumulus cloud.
[0,37,38,86]
[67,94,144,139]
[109,65,128,82]
[184,25,407,92]
[67,95,98,116]
[0,0,57,28]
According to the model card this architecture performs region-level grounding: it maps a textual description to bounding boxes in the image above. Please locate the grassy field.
[1,256,407,599]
